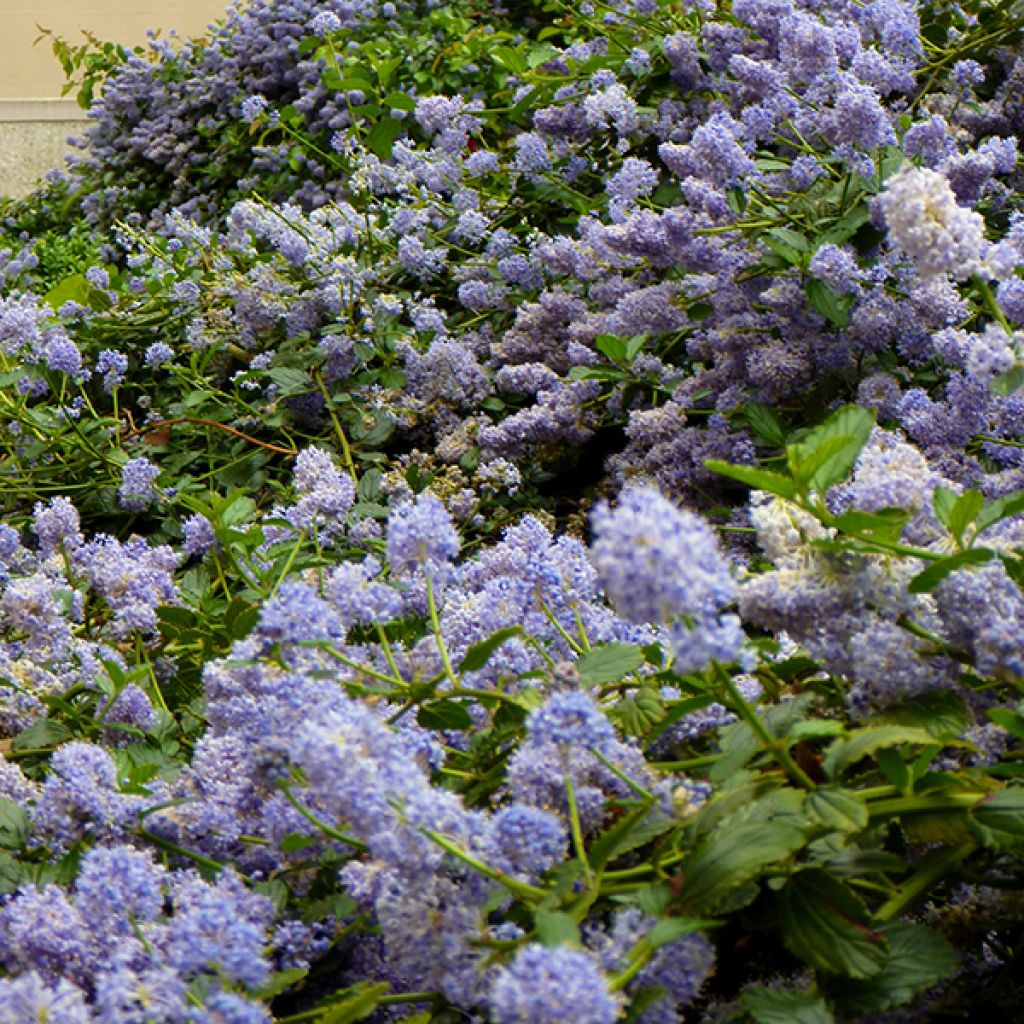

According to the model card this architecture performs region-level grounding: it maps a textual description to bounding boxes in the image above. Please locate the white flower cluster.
[876,165,988,282]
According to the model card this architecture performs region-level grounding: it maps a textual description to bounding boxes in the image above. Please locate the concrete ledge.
[0,98,88,122]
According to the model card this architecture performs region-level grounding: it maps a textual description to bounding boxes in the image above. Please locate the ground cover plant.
[0,0,1021,1019]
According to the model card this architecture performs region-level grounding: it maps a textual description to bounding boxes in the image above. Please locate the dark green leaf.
[576,643,645,685]
[677,822,807,911]
[741,402,787,447]
[458,626,525,674]
[742,987,835,1024]
[806,278,852,327]
[12,719,71,752]
[805,788,868,832]
[381,91,416,112]
[417,700,473,731]
[318,983,391,1024]
[251,967,309,1000]
[827,923,957,1013]
[589,801,671,871]
[876,692,969,740]
[823,726,936,778]
[778,870,887,978]
[595,334,627,363]
[366,117,404,159]
[971,788,1024,846]
[906,547,995,594]
[648,917,712,950]
[0,798,29,848]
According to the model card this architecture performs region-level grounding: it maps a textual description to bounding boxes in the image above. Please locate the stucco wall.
[2,1,229,99]
[0,1,229,197]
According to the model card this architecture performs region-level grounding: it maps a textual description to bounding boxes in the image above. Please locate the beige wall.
[1,1,229,99]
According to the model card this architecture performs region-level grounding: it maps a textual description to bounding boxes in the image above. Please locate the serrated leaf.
[589,802,672,871]
[677,822,807,911]
[266,366,312,395]
[971,788,1024,846]
[613,688,666,737]
[742,402,787,446]
[823,726,936,778]
[827,922,957,1013]
[906,547,995,593]
[535,910,581,948]
[806,788,868,832]
[786,405,875,493]
[778,870,887,978]
[458,626,525,673]
[742,987,835,1024]
[576,643,644,685]
[876,692,969,740]
[704,460,798,499]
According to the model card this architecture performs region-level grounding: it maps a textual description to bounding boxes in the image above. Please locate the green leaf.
[777,870,887,978]
[989,363,1024,397]
[612,688,666,737]
[595,333,628,363]
[741,402,787,446]
[458,626,525,673]
[317,983,391,1024]
[827,922,957,1014]
[280,832,317,853]
[742,987,835,1024]
[526,42,561,68]
[875,692,969,740]
[786,405,875,493]
[704,460,798,500]
[823,726,937,778]
[417,700,473,731]
[381,91,416,112]
[677,822,807,911]
[12,718,71,752]
[492,45,527,73]
[534,910,581,948]
[266,367,312,396]
[648,917,712,950]
[588,801,672,871]
[644,695,714,748]
[0,798,29,849]
[366,116,404,159]
[971,788,1024,846]
[806,277,852,327]
[987,706,1024,742]
[975,488,1024,535]
[906,547,995,594]
[251,967,309,1000]
[805,787,868,832]
[576,643,644,685]
[830,507,909,543]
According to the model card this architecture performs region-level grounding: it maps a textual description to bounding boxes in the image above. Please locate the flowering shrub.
[0,0,1022,1020]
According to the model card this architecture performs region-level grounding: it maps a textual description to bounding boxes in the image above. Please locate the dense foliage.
[0,0,1023,1019]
